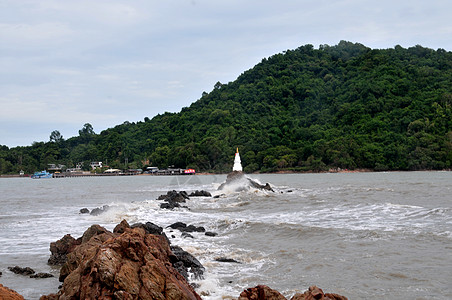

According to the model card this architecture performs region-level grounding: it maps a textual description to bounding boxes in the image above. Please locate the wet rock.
[168,222,187,230]
[158,190,189,202]
[8,266,35,275]
[30,272,54,278]
[43,225,202,300]
[181,232,194,239]
[215,257,241,263]
[168,222,205,233]
[131,221,163,235]
[0,271,2,277]
[189,190,212,197]
[205,231,218,237]
[290,285,348,300]
[183,225,206,233]
[48,234,81,265]
[218,171,274,192]
[170,245,205,281]
[158,190,192,210]
[0,284,24,300]
[160,201,181,209]
[89,205,110,216]
[238,285,286,300]
[79,208,89,214]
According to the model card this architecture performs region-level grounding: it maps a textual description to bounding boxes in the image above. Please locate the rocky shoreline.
[1,219,348,299]
[0,187,348,299]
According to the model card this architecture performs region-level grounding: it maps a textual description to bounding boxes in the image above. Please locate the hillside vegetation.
[1,41,452,174]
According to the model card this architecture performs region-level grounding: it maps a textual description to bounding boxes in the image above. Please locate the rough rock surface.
[48,234,81,265]
[0,284,25,300]
[238,285,286,300]
[290,285,348,300]
[189,190,212,197]
[8,266,35,276]
[42,222,202,300]
[238,285,348,300]
[218,171,274,192]
[158,190,190,209]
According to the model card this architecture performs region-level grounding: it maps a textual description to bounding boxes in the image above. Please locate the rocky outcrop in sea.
[218,171,274,192]
[41,220,202,300]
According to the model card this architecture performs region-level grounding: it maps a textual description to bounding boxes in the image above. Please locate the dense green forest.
[1,41,452,174]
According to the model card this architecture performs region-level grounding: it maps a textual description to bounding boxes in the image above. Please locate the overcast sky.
[1,0,451,147]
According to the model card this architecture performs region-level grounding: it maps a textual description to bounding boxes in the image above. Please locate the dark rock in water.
[89,205,110,216]
[170,245,205,281]
[218,171,274,192]
[158,190,191,210]
[131,221,163,236]
[205,231,218,237]
[0,271,2,277]
[215,257,241,263]
[48,234,81,265]
[8,266,35,275]
[168,222,187,230]
[30,272,54,278]
[182,225,205,233]
[79,208,89,214]
[189,190,212,197]
[181,232,194,239]
[168,222,205,233]
[160,202,179,209]
[158,190,188,202]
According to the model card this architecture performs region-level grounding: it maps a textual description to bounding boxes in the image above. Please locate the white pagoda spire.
[232,147,243,172]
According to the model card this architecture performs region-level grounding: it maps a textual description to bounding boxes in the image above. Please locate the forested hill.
[1,41,452,174]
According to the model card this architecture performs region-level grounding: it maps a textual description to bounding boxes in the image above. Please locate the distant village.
[23,161,196,178]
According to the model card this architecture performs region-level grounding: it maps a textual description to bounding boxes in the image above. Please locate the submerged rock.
[8,266,35,276]
[218,171,274,192]
[89,205,110,216]
[79,208,89,214]
[215,257,241,263]
[30,272,54,278]
[189,190,212,197]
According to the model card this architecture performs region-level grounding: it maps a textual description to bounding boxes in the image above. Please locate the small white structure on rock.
[232,148,243,172]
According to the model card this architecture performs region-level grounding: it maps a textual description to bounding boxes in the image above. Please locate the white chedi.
[233,148,243,172]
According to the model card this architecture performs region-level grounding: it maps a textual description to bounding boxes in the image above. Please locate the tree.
[79,123,95,136]
[49,130,64,143]
[79,123,95,143]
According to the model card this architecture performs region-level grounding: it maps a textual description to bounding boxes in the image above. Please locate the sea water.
[0,172,451,299]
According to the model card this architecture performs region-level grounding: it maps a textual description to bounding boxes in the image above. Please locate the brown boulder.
[48,234,81,265]
[290,286,348,300]
[0,284,25,300]
[42,226,201,300]
[238,285,286,300]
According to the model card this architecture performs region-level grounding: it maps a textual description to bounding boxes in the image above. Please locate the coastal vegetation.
[1,41,452,174]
